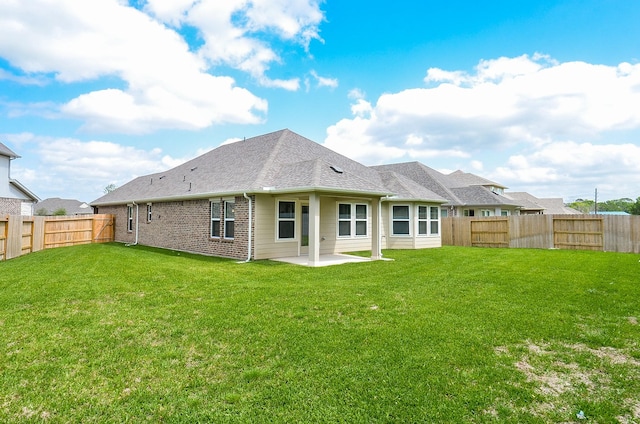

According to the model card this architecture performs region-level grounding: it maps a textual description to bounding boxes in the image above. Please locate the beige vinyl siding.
[381,202,442,250]
[253,194,299,259]
[319,197,372,255]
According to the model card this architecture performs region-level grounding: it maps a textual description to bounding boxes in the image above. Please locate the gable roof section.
[445,170,506,189]
[377,171,447,203]
[9,179,40,202]
[450,186,521,207]
[92,129,393,206]
[0,142,19,159]
[36,197,93,215]
[507,192,582,214]
[371,162,461,205]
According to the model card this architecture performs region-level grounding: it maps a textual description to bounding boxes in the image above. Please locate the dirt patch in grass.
[492,340,640,422]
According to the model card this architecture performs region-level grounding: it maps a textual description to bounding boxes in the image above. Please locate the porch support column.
[371,197,382,260]
[308,192,321,266]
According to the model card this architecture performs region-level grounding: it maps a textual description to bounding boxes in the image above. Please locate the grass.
[0,244,638,423]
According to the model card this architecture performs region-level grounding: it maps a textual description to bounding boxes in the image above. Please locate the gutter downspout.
[127,201,139,246]
[243,193,252,262]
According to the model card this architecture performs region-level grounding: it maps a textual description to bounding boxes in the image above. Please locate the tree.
[568,199,595,214]
[35,208,48,216]
[630,197,640,215]
[104,184,117,194]
[52,208,67,216]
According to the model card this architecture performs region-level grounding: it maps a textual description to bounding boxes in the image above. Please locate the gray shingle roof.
[377,171,447,203]
[92,129,395,206]
[36,198,93,215]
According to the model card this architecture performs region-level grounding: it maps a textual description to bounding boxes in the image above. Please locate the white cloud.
[0,0,324,134]
[145,0,324,82]
[310,70,338,89]
[5,133,186,201]
[492,141,640,199]
[324,54,640,198]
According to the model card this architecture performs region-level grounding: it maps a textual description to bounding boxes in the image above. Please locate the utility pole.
[594,188,598,214]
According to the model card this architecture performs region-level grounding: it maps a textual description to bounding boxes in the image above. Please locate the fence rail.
[0,214,115,261]
[442,214,640,253]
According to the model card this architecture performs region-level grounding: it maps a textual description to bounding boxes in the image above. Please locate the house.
[35,198,94,216]
[506,192,581,215]
[91,129,446,266]
[372,162,522,217]
[0,142,40,216]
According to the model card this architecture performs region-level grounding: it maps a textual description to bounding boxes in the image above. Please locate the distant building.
[35,198,94,216]
[0,142,40,216]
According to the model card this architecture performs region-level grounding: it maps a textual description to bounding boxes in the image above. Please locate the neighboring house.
[372,162,522,217]
[35,198,94,216]
[91,129,446,265]
[506,192,581,215]
[0,142,39,216]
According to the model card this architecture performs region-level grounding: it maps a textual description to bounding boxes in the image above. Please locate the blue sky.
[1,0,639,202]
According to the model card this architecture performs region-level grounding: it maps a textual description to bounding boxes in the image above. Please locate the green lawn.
[1,244,638,423]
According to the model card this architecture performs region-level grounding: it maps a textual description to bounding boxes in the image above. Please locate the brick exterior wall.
[97,195,254,260]
[0,197,22,216]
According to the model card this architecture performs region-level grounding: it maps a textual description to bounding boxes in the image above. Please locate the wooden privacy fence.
[442,214,640,253]
[0,214,115,261]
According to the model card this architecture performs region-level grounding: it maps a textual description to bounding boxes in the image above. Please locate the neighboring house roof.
[507,192,581,214]
[445,170,506,189]
[36,197,93,215]
[377,171,447,203]
[449,186,521,207]
[9,179,40,202]
[372,161,519,208]
[0,142,20,159]
[93,129,423,206]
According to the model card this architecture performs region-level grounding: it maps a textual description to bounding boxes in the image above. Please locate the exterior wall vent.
[330,165,343,174]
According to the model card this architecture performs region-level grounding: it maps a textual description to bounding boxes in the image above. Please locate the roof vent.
[330,165,344,174]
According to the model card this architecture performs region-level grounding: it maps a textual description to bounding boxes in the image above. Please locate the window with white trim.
[147,203,152,222]
[277,201,295,240]
[418,206,428,235]
[392,205,410,236]
[463,209,475,217]
[224,201,235,239]
[127,205,133,232]
[337,203,368,237]
[210,201,221,238]
[430,206,439,235]
[481,209,492,217]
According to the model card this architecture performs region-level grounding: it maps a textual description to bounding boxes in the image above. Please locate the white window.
[224,201,235,239]
[463,209,475,217]
[147,203,152,222]
[210,201,221,238]
[392,205,410,236]
[481,209,493,217]
[501,210,510,216]
[337,203,368,238]
[417,205,439,236]
[278,201,296,240]
[127,205,133,232]
[418,206,428,235]
[430,206,439,235]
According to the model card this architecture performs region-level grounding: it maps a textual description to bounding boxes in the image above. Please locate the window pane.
[225,202,235,219]
[393,205,409,219]
[355,220,367,236]
[211,202,220,219]
[418,221,427,235]
[338,203,351,219]
[356,204,367,219]
[430,207,438,219]
[279,201,295,219]
[225,221,234,238]
[393,221,410,235]
[338,221,351,236]
[431,221,439,235]
[278,221,295,239]
[418,206,427,219]
[211,221,220,237]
